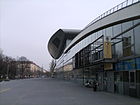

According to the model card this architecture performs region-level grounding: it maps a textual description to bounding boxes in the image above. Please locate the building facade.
[16,61,43,78]
[48,0,140,98]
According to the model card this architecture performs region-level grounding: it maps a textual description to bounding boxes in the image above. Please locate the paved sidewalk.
[0,78,140,105]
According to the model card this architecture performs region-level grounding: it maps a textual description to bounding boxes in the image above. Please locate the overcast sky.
[0,0,124,70]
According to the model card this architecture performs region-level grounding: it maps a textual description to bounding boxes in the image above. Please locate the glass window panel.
[134,25,140,55]
[106,27,113,37]
[102,29,106,36]
[122,29,134,45]
[134,19,140,25]
[123,46,134,57]
[115,42,123,58]
[98,30,102,38]
[115,28,135,57]
[112,35,122,44]
[112,45,115,58]
[122,21,133,32]
[91,44,94,51]
[113,24,122,37]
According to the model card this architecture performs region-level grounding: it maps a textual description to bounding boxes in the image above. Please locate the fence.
[85,0,140,29]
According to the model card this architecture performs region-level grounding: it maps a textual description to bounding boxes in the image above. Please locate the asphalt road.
[0,78,140,105]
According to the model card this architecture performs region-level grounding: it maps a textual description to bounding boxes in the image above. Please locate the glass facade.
[50,0,140,97]
[55,19,140,70]
[134,24,140,55]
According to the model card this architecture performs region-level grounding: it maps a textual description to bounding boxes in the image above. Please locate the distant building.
[16,61,43,78]
[48,0,140,98]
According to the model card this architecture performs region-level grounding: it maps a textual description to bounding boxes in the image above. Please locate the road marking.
[0,88,10,94]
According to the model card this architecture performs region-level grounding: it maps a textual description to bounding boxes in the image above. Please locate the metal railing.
[84,0,140,29]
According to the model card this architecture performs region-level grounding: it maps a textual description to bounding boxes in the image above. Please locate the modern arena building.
[48,0,140,97]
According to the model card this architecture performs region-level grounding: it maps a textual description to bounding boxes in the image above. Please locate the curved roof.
[64,1,140,53]
[48,29,81,59]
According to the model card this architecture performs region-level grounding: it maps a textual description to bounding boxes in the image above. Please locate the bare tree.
[49,59,56,78]
[0,51,17,80]
[0,53,43,80]
[49,59,56,73]
[0,49,4,80]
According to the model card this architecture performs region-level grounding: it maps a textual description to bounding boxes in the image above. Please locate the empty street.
[0,78,140,105]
